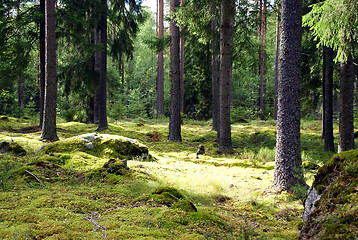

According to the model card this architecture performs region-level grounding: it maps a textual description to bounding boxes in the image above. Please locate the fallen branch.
[74,204,108,240]
[25,170,45,187]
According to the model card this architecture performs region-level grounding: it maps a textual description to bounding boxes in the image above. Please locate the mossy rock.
[102,159,128,175]
[300,150,358,240]
[42,134,150,161]
[302,161,320,170]
[151,187,197,212]
[0,141,26,155]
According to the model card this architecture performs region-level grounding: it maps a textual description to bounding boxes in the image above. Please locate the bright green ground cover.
[0,116,341,239]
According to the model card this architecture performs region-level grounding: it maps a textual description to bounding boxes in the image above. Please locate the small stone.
[85,142,94,150]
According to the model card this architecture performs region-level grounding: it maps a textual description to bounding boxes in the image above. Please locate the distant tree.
[323,46,335,152]
[273,2,280,120]
[168,0,182,142]
[156,0,165,116]
[272,0,306,190]
[180,0,185,113]
[258,0,267,120]
[39,0,45,128]
[219,0,235,150]
[211,8,220,131]
[41,0,59,141]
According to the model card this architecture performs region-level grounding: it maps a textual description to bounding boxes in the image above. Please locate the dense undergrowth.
[0,116,342,239]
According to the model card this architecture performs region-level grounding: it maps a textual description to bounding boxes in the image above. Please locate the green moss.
[302,161,319,170]
[173,199,197,212]
[102,159,128,175]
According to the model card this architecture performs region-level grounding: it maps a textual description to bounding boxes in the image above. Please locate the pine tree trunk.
[211,13,220,132]
[324,47,335,152]
[39,0,45,128]
[96,0,108,131]
[273,2,280,121]
[259,0,267,120]
[180,0,185,113]
[168,0,182,142]
[156,0,165,116]
[338,55,355,152]
[219,0,235,150]
[273,0,306,190]
[41,0,58,141]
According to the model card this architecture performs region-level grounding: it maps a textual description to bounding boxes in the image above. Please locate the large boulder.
[299,150,358,240]
[41,133,151,161]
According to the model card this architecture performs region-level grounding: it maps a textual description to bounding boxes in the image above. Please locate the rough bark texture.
[219,0,235,150]
[338,55,354,152]
[323,47,335,152]
[180,0,185,113]
[259,0,267,120]
[168,0,182,142]
[273,0,305,190]
[156,0,165,116]
[273,2,280,121]
[39,0,45,128]
[41,0,58,141]
[96,0,108,131]
[211,14,220,132]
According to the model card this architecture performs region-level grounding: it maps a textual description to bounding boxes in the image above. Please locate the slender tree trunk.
[156,0,165,116]
[180,0,185,113]
[39,0,45,128]
[17,76,23,108]
[219,0,235,150]
[321,46,326,139]
[324,47,335,152]
[168,0,182,142]
[211,13,220,132]
[259,0,267,120]
[96,0,108,131]
[338,55,355,152]
[273,2,280,120]
[41,0,58,141]
[273,0,306,190]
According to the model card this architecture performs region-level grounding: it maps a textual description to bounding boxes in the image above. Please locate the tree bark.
[41,0,58,141]
[219,0,235,150]
[180,0,185,113]
[156,0,165,116]
[259,0,267,120]
[168,0,182,142]
[96,0,108,131]
[39,0,45,128]
[273,0,306,190]
[324,47,335,152]
[338,55,355,152]
[211,13,220,132]
[273,2,280,120]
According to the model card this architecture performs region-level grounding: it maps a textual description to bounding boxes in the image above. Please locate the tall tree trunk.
[41,0,58,141]
[323,46,335,152]
[219,0,235,150]
[39,0,45,128]
[259,0,267,120]
[273,2,280,120]
[156,0,165,116]
[321,46,326,139]
[338,55,355,152]
[168,0,182,142]
[96,0,108,131]
[273,0,306,190]
[180,0,185,113]
[211,13,220,132]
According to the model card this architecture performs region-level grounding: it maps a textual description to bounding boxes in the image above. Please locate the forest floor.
[0,116,339,239]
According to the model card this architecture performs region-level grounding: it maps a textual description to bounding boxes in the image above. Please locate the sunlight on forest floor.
[0,116,341,239]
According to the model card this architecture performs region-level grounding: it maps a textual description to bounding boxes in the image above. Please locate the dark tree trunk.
[211,13,220,132]
[96,0,108,131]
[168,0,182,142]
[39,0,45,128]
[273,0,306,190]
[156,0,165,116]
[273,2,280,120]
[321,46,326,139]
[324,47,335,152]
[41,0,58,141]
[339,55,355,152]
[218,0,235,150]
[180,0,185,113]
[259,0,267,120]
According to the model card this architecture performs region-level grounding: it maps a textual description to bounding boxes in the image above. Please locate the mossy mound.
[302,161,319,170]
[300,150,358,240]
[151,187,197,212]
[102,159,128,175]
[42,133,151,162]
[0,141,26,155]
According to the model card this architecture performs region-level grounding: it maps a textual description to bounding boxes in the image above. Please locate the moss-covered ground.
[0,116,343,239]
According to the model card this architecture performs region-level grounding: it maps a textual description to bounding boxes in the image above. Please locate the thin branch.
[25,170,45,187]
